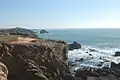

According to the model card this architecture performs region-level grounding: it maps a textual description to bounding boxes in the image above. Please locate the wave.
[68,45,120,72]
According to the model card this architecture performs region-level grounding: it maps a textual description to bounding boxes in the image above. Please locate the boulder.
[68,41,81,50]
[114,51,120,56]
[111,62,120,73]
[40,29,48,34]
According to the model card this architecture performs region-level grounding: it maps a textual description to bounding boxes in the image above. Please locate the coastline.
[0,28,120,80]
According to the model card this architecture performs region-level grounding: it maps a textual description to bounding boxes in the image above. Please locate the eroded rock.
[0,39,69,80]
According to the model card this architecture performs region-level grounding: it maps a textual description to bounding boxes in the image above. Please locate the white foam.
[68,45,120,72]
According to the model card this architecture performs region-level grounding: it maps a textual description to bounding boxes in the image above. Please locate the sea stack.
[40,29,49,34]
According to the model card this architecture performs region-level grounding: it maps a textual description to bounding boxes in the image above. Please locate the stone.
[114,51,120,56]
[68,41,81,50]
[111,62,120,72]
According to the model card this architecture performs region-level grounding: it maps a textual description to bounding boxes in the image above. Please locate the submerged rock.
[114,51,120,56]
[68,41,81,50]
[89,49,97,52]
[0,39,69,80]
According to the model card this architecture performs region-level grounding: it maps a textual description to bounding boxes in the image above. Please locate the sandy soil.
[10,37,37,43]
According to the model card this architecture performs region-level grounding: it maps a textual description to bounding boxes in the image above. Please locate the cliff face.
[0,39,69,80]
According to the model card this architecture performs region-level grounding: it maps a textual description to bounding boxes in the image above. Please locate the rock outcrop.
[0,39,69,80]
[0,28,37,38]
[75,67,120,80]
[68,41,81,50]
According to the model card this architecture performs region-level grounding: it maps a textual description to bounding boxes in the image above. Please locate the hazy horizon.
[1,0,120,29]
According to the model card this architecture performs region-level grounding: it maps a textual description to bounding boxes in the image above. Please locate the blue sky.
[0,0,120,29]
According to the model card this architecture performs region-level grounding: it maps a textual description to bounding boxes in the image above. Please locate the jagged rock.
[111,62,120,74]
[0,28,37,38]
[68,41,81,50]
[0,39,69,80]
[114,51,120,56]
[40,29,48,34]
[0,62,8,80]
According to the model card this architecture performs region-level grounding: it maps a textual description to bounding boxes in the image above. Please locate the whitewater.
[68,45,120,73]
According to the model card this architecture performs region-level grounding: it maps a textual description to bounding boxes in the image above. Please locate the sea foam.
[68,45,120,72]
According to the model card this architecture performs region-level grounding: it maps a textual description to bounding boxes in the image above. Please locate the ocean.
[37,28,120,48]
[33,28,120,72]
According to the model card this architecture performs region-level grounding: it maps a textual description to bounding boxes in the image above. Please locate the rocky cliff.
[0,38,69,80]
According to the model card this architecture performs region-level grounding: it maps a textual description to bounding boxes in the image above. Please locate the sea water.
[33,28,120,71]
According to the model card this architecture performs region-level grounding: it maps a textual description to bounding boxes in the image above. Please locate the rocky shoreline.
[0,28,120,80]
[68,42,120,80]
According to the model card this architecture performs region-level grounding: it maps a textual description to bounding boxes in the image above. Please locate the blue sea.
[36,28,120,48]
[33,28,120,71]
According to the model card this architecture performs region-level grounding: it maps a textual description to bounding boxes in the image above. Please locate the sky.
[0,0,120,29]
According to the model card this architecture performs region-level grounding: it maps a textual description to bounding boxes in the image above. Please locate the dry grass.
[0,35,44,44]
[0,35,19,42]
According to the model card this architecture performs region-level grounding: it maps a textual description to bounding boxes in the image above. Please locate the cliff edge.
[0,37,69,80]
